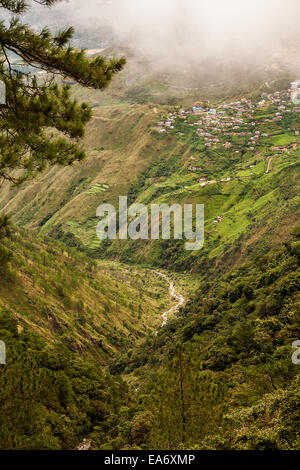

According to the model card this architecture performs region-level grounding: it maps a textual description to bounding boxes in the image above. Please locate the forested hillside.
[1,222,299,450]
[0,0,299,452]
[110,226,300,450]
[0,226,174,449]
[1,79,299,451]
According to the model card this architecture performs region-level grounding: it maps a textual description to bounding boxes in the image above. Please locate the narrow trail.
[155,271,185,326]
[266,157,273,173]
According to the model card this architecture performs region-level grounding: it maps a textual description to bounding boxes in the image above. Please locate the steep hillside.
[0,72,299,451]
[0,83,300,271]
[0,103,180,251]
[104,93,300,273]
[0,82,298,277]
[0,227,184,450]
[0,227,172,362]
[0,213,202,451]
[108,226,300,450]
[0,304,134,450]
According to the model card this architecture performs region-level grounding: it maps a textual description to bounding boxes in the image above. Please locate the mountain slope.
[0,227,171,362]
[1,84,298,277]
[0,227,178,450]
[109,226,300,450]
[0,74,300,451]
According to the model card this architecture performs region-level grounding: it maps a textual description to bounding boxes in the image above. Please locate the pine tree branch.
[0,1,126,185]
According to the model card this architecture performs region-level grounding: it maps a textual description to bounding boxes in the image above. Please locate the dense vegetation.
[0,225,174,449]
[0,305,138,450]
[0,2,299,451]
[1,87,299,449]
[0,223,299,449]
[109,227,300,450]
[0,226,171,359]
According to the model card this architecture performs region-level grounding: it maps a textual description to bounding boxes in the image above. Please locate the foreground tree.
[0,0,125,184]
[0,214,11,264]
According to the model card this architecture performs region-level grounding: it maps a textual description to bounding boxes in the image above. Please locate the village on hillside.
[154,81,300,186]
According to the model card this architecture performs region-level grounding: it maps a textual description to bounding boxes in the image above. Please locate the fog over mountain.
[25,0,300,76]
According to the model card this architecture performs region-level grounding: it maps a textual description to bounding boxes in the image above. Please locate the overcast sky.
[22,0,300,71]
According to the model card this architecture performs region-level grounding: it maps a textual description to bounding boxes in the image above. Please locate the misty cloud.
[25,0,300,74]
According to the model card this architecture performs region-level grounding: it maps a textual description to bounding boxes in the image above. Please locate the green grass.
[86,183,110,195]
[0,84,299,277]
[0,227,175,362]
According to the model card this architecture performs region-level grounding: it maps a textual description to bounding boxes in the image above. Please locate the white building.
[290,80,300,104]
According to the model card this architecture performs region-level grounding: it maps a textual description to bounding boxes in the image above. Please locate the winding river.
[155,271,185,326]
[76,271,185,450]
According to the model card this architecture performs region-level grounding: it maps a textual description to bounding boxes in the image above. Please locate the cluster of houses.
[155,82,299,161]
[156,108,192,133]
[187,96,280,151]
[258,87,300,120]
[272,143,298,152]
[191,112,261,150]
[156,117,175,133]
[290,80,300,105]
[152,82,299,225]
